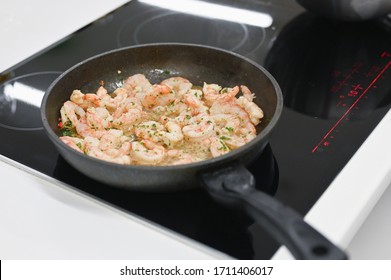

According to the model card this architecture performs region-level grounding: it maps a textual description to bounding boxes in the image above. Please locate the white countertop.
[0,0,229,260]
[0,0,128,73]
[1,0,391,260]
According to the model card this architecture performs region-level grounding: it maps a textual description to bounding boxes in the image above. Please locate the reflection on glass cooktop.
[1,0,391,259]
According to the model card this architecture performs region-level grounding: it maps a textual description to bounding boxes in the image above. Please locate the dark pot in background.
[297,0,391,21]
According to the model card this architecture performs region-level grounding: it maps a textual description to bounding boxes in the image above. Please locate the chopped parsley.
[60,120,77,137]
[220,135,231,141]
[218,140,229,151]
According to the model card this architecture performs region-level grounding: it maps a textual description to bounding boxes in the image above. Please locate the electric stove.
[1,0,391,259]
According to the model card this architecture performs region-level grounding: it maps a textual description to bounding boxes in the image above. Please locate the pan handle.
[200,162,347,260]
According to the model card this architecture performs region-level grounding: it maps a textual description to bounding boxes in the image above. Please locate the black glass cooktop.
[1,0,391,259]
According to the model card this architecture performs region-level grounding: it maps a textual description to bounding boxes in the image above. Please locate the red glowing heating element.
[312,52,391,153]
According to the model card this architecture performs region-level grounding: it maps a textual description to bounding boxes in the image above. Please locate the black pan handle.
[200,162,347,260]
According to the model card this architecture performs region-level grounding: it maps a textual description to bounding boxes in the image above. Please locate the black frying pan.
[41,43,347,260]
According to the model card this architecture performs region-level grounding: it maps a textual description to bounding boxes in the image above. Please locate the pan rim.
[41,42,283,171]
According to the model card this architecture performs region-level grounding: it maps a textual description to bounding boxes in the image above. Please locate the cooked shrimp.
[182,114,215,141]
[112,96,142,119]
[83,136,132,164]
[87,148,132,165]
[131,140,166,165]
[211,113,241,134]
[161,77,192,97]
[60,101,85,126]
[69,90,101,109]
[108,87,128,108]
[184,90,208,115]
[97,87,129,111]
[240,85,256,102]
[59,136,84,152]
[112,108,144,132]
[223,122,256,149]
[135,121,165,143]
[237,96,264,125]
[71,87,102,110]
[166,149,198,165]
[209,136,230,157]
[71,87,128,111]
[224,135,254,149]
[96,86,108,98]
[167,100,190,117]
[98,129,124,151]
[123,96,143,111]
[135,120,183,147]
[59,75,264,166]
[219,86,240,101]
[160,121,184,146]
[74,117,107,139]
[123,74,151,95]
[69,90,85,105]
[86,107,112,130]
[209,97,250,124]
[202,82,221,105]
[139,84,176,109]
[94,129,132,159]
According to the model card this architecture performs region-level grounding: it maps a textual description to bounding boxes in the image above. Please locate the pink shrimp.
[131,140,166,165]
[202,82,221,106]
[182,114,215,141]
[86,107,112,130]
[161,77,193,98]
[184,89,208,115]
[209,136,230,157]
[83,136,132,164]
[236,96,264,125]
[60,101,85,127]
[123,74,152,95]
[139,84,176,110]
[240,85,255,101]
[60,136,84,152]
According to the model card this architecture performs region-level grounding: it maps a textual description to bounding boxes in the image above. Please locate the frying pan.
[41,43,347,260]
